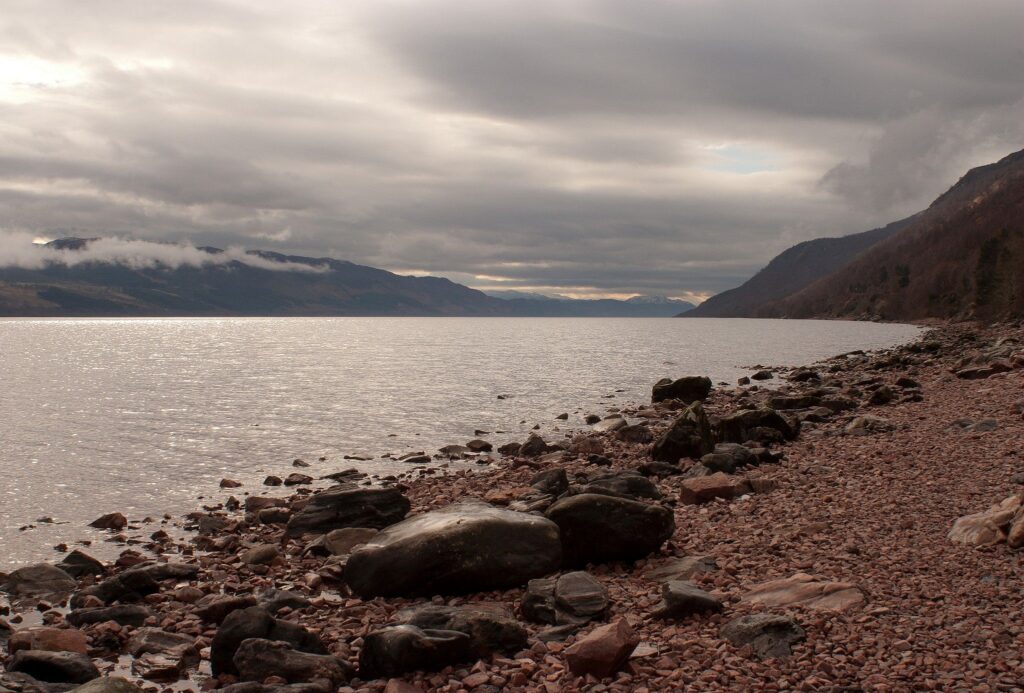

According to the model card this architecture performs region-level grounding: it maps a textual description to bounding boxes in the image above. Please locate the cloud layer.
[0,0,1022,298]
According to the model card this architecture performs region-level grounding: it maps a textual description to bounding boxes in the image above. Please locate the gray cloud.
[0,0,1021,298]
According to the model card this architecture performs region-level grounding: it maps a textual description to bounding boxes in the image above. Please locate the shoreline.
[3,320,1023,692]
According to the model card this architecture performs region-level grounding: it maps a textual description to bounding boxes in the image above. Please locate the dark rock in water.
[530,468,569,496]
[245,496,287,513]
[651,401,713,463]
[345,502,561,598]
[466,439,493,453]
[401,455,431,464]
[520,433,553,457]
[233,639,352,686]
[521,571,607,626]
[8,651,100,684]
[637,461,683,478]
[652,581,723,619]
[57,551,105,579]
[66,605,153,628]
[788,369,820,382]
[544,493,674,566]
[556,412,569,420]
[397,604,527,656]
[2,564,76,599]
[651,376,712,404]
[263,476,283,487]
[700,443,757,474]
[720,613,805,659]
[210,606,326,676]
[258,588,310,614]
[284,486,410,538]
[751,370,773,381]
[643,555,717,583]
[616,424,653,444]
[584,414,601,424]
[497,442,521,456]
[196,595,259,624]
[592,416,627,433]
[283,473,313,486]
[583,471,661,500]
[70,678,143,693]
[358,625,472,678]
[717,408,799,445]
[438,444,470,457]
[88,513,127,531]
[737,376,750,385]
[258,507,291,525]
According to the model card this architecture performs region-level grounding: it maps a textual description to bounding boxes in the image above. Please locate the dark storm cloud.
[0,0,1021,298]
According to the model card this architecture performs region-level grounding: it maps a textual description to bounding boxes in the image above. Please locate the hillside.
[681,217,913,317]
[772,148,1024,321]
[0,241,691,317]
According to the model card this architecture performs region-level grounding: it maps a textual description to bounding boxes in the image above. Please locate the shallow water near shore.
[0,316,921,567]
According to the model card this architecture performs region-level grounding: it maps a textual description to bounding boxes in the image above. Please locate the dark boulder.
[636,461,683,478]
[284,486,409,538]
[717,408,799,445]
[521,571,607,626]
[651,402,714,463]
[583,472,661,500]
[57,551,105,579]
[616,424,653,444]
[345,502,561,598]
[544,494,674,566]
[66,605,153,628]
[210,607,326,676]
[530,468,569,497]
[8,651,99,684]
[519,434,553,457]
[196,595,259,624]
[233,640,352,686]
[652,376,712,404]
[699,443,756,474]
[358,625,472,678]
[397,604,526,656]
[2,564,76,599]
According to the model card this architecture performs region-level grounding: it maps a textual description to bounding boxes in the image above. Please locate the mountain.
[683,148,1024,322]
[486,291,694,317]
[681,217,914,317]
[0,241,691,317]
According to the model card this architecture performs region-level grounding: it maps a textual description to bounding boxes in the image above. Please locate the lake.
[0,317,922,566]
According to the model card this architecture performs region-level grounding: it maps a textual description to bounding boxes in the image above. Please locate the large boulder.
[582,472,661,500]
[8,651,100,684]
[2,564,76,599]
[358,625,472,678]
[285,487,410,538]
[652,376,712,404]
[717,408,800,444]
[345,502,561,598]
[56,551,105,579]
[651,402,714,463]
[210,607,326,676]
[9,627,90,655]
[233,639,352,686]
[544,494,674,566]
[396,604,527,656]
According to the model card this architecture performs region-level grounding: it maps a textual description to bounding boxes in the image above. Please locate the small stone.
[564,619,639,679]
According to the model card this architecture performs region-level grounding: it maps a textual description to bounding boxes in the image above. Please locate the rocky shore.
[3,322,1024,692]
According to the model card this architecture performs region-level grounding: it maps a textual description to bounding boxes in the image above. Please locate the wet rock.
[466,439,493,453]
[127,628,197,660]
[241,544,279,565]
[717,408,799,444]
[210,606,326,677]
[8,651,100,684]
[402,455,431,464]
[496,442,521,456]
[700,443,756,474]
[131,653,187,682]
[737,376,750,385]
[358,625,472,678]
[245,497,288,513]
[521,571,607,625]
[2,565,76,599]
[88,513,127,531]
[651,376,712,404]
[233,639,352,686]
[652,581,723,619]
[439,444,470,457]
[263,476,283,486]
[636,461,683,478]
[616,424,653,444]
[530,468,569,496]
[751,370,773,380]
[583,471,661,500]
[258,589,311,614]
[584,414,601,424]
[283,473,313,486]
[545,493,674,566]
[642,555,717,582]
[789,368,820,382]
[220,479,242,488]
[8,628,89,655]
[741,573,865,611]
[564,619,639,679]
[66,605,153,628]
[679,473,750,505]
[397,604,527,656]
[56,552,104,579]
[284,486,410,538]
[592,416,627,433]
[258,507,292,525]
[651,401,713,463]
[720,613,805,659]
[519,433,554,457]
[196,595,259,624]
[69,678,141,693]
[345,502,561,597]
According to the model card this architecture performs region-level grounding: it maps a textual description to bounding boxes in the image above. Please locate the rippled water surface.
[0,317,921,566]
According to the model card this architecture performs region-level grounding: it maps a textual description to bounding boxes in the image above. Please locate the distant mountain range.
[0,241,693,317]
[681,148,1024,321]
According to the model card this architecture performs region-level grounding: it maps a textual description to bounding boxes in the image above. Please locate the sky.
[0,1,1022,301]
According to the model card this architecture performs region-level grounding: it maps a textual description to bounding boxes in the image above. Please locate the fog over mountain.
[1,1,1022,298]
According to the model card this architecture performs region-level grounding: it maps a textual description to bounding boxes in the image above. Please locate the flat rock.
[642,555,718,583]
[396,604,526,656]
[652,581,723,619]
[66,605,153,628]
[284,486,410,538]
[679,473,750,505]
[8,651,100,684]
[545,493,674,566]
[741,572,865,611]
[233,639,352,686]
[358,625,472,678]
[8,628,89,655]
[69,678,142,693]
[721,613,805,659]
[2,564,76,599]
[345,502,561,597]
[583,471,661,500]
[521,571,607,625]
[949,495,1020,546]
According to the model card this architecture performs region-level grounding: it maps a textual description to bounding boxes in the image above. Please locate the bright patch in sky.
[704,146,780,175]
[0,56,84,102]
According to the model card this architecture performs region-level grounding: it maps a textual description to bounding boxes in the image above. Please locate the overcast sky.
[1,1,1022,300]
